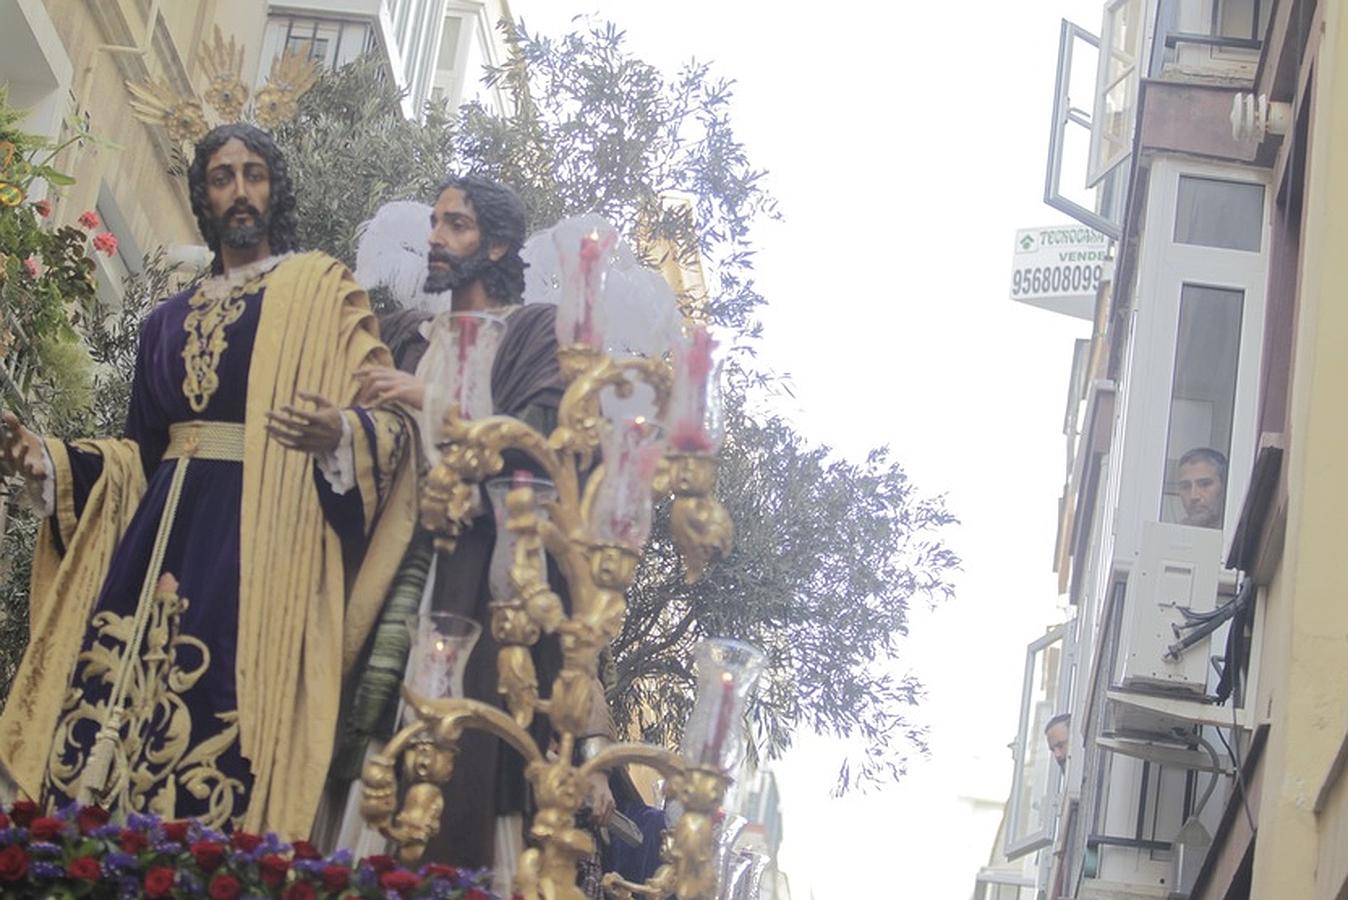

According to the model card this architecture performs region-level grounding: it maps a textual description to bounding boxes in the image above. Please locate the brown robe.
[386,303,566,868]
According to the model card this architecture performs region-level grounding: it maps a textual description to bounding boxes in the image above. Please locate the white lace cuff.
[316,412,357,495]
[24,444,56,517]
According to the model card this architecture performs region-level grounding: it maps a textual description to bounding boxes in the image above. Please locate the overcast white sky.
[509,2,1103,895]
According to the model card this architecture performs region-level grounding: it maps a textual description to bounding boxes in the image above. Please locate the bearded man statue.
[0,123,416,839]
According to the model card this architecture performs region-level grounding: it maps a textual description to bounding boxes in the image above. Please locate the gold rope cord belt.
[77,419,243,804]
[163,420,246,461]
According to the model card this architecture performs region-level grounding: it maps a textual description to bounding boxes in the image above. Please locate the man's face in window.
[1178,459,1225,528]
[1046,721,1070,772]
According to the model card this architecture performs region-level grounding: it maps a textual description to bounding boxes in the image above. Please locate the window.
[1089,0,1146,187]
[1161,285,1243,528]
[1045,20,1126,238]
[1005,625,1069,859]
[259,16,376,76]
[1174,176,1264,252]
[1216,0,1271,42]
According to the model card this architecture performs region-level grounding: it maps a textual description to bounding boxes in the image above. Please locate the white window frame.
[1088,0,1154,188]
[1045,20,1126,239]
[1005,623,1069,860]
[1112,156,1269,568]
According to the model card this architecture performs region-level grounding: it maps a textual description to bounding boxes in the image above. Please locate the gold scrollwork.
[182,278,258,413]
[47,581,244,829]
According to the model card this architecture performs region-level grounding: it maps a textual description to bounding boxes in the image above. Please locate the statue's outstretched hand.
[265,392,344,454]
[354,366,425,410]
[0,411,47,483]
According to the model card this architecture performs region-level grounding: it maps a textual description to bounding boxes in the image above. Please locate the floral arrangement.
[0,800,493,899]
[0,84,109,426]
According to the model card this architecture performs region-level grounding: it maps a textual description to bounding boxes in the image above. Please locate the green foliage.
[0,84,104,428]
[274,57,459,272]
[618,371,958,791]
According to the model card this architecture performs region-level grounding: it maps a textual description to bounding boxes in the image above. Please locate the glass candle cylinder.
[552,217,618,351]
[402,611,482,727]
[679,638,766,773]
[484,472,558,605]
[589,417,665,549]
[417,312,506,461]
[666,323,725,454]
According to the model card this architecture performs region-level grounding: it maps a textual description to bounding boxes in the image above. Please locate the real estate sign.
[1010,225,1111,320]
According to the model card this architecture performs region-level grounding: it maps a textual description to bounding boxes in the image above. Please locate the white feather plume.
[354,200,445,313]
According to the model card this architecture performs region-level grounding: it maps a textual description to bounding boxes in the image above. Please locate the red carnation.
[76,805,110,835]
[162,819,191,843]
[77,210,100,230]
[364,853,397,874]
[320,865,350,892]
[33,199,51,218]
[230,830,262,852]
[144,865,175,898]
[259,853,289,887]
[191,839,227,872]
[92,231,119,257]
[9,800,38,828]
[0,812,9,830]
[209,873,242,900]
[423,863,458,879]
[0,846,28,882]
[119,829,149,854]
[67,855,100,880]
[380,869,422,895]
[466,890,490,900]
[291,838,321,860]
[29,816,63,840]
[283,882,317,900]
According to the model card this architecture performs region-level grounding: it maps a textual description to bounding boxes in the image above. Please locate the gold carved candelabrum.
[360,218,756,900]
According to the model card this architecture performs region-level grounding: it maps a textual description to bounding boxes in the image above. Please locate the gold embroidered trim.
[181,273,267,413]
[47,580,246,828]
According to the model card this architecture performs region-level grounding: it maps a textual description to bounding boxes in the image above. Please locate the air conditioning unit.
[1118,521,1223,697]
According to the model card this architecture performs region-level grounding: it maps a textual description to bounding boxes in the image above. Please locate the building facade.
[983,1,1348,898]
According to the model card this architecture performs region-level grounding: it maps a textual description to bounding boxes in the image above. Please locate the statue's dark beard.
[215,203,270,250]
[424,244,492,294]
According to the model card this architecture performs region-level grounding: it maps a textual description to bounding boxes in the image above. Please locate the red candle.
[702,671,736,766]
[671,327,716,452]
[577,230,603,344]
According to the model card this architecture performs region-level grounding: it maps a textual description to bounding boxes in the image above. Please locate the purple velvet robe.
[43,279,389,828]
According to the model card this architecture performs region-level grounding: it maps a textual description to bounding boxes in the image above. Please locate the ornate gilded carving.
[667,454,733,583]
[366,341,734,898]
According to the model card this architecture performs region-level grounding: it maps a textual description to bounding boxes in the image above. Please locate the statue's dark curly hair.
[188,123,300,275]
[434,175,527,304]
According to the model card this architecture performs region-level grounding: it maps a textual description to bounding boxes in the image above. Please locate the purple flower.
[92,823,122,839]
[292,858,326,876]
[28,840,61,857]
[261,832,285,853]
[102,850,139,873]
[328,848,354,866]
[31,860,64,878]
[0,827,22,846]
[125,812,159,831]
[119,876,141,899]
[152,839,182,853]
[54,802,79,821]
